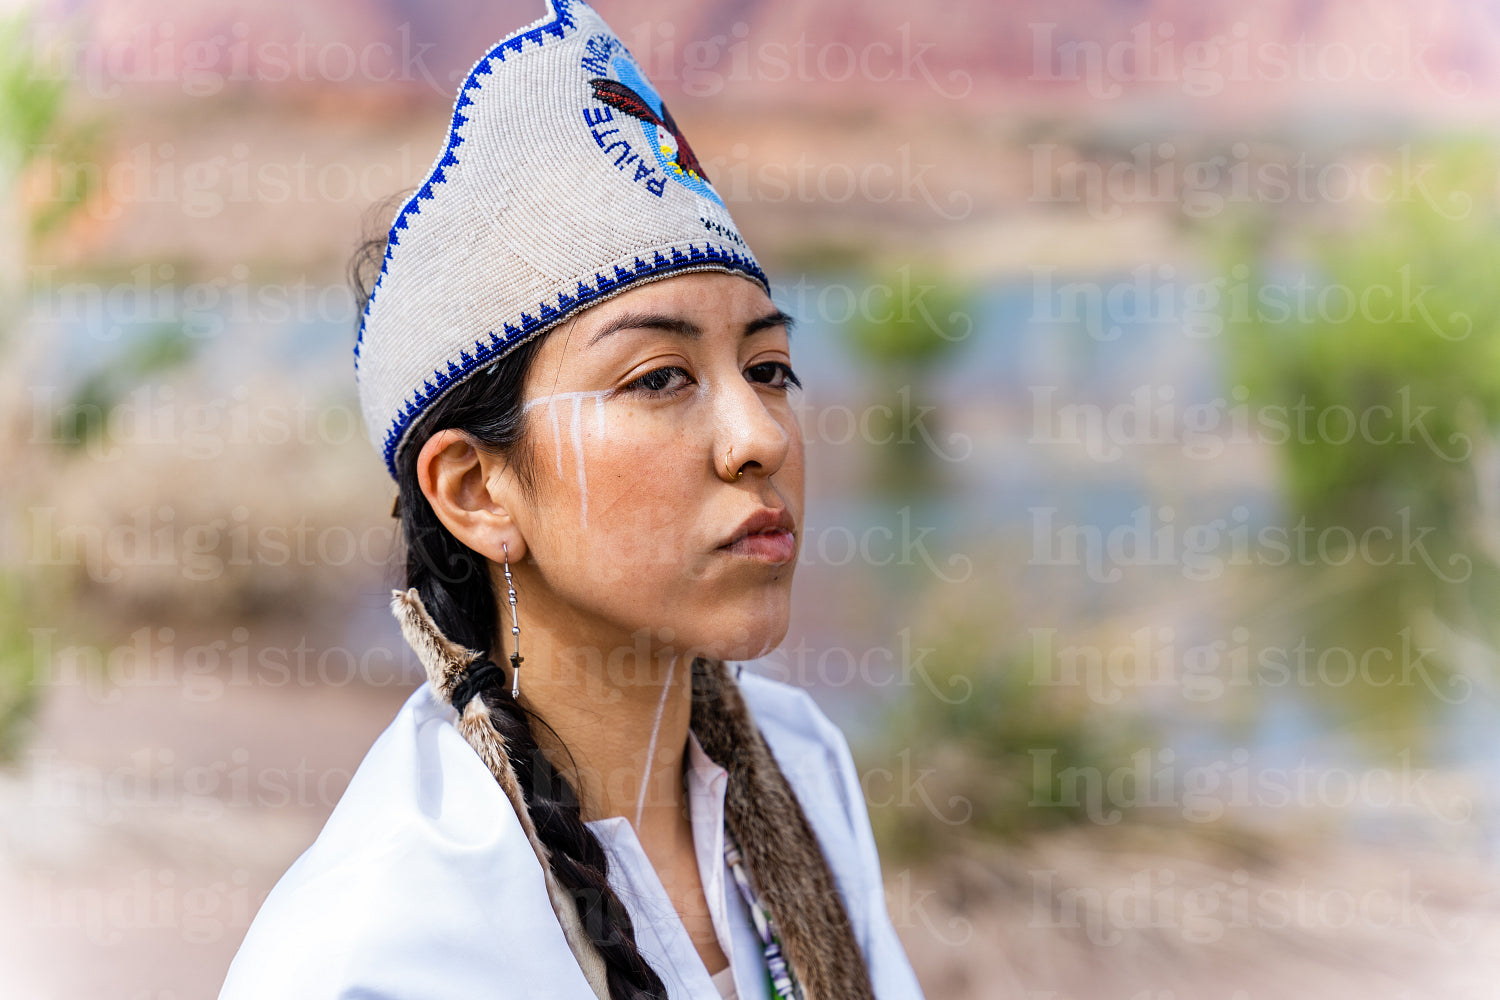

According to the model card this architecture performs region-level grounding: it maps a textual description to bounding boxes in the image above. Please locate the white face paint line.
[634,653,677,832]
[521,389,614,413]
[548,398,564,478]
[570,393,588,530]
[522,390,614,530]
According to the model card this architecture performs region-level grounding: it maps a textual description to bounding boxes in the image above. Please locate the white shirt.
[589,729,758,999]
[219,671,926,999]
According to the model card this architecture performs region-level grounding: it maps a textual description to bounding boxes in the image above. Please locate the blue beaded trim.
[354,0,579,377]
[352,0,768,478]
[377,244,768,477]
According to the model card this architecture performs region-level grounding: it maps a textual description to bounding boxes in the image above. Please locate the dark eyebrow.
[586,311,702,347]
[586,308,796,348]
[746,310,796,337]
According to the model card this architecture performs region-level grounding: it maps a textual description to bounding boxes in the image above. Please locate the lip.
[718,508,797,564]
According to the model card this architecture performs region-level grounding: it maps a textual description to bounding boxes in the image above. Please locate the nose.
[712,373,791,483]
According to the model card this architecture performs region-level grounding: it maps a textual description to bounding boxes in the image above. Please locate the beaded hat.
[355,0,767,478]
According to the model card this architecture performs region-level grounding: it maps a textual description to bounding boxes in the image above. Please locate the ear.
[415,429,529,564]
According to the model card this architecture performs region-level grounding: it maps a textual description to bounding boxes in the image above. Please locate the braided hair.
[355,227,670,1000]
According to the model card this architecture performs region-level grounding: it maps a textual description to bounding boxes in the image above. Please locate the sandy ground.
[3,650,1499,1000]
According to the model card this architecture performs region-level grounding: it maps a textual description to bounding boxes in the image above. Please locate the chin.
[685,588,792,663]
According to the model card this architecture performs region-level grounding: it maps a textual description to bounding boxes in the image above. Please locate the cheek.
[526,398,706,572]
[779,411,806,501]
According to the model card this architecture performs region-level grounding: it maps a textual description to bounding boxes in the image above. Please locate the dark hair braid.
[465,672,667,1000]
[356,224,670,1000]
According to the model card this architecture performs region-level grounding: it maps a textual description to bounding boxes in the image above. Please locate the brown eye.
[625,365,692,395]
[746,361,801,390]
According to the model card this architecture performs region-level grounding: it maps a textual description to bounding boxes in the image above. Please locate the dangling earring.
[502,542,524,698]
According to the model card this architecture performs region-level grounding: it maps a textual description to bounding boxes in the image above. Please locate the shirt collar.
[582,730,738,986]
[683,729,735,969]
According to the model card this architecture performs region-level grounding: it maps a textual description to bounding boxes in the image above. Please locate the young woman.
[220,3,925,998]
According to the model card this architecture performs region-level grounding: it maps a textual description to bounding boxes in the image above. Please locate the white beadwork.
[355,0,766,478]
[724,829,804,1000]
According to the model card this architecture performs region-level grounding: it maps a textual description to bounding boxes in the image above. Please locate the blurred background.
[3,0,1500,997]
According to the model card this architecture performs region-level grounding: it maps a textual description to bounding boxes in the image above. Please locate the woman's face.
[506,270,804,664]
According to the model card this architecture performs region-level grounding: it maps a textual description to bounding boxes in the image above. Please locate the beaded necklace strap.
[723,828,804,1000]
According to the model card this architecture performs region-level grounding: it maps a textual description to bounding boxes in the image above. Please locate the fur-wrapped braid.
[394,590,877,1000]
[393,589,612,1000]
[691,658,877,1000]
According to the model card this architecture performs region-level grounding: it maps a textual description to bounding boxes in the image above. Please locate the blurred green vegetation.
[841,267,973,496]
[0,14,100,240]
[844,267,1163,858]
[52,325,198,451]
[1218,138,1500,750]
[0,16,65,170]
[0,12,107,759]
[868,138,1500,858]
[0,577,39,760]
[865,611,1154,860]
